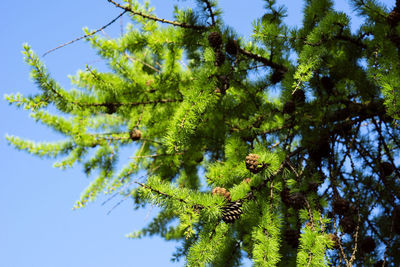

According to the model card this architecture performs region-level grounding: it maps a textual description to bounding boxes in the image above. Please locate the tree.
[5,0,400,265]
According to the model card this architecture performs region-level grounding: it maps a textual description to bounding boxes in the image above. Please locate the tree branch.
[238,46,288,72]
[107,0,207,30]
[43,11,127,57]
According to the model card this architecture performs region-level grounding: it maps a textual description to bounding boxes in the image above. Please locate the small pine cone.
[129,129,142,141]
[379,161,395,177]
[208,31,223,49]
[283,100,295,114]
[393,206,400,234]
[333,198,350,216]
[328,233,339,249]
[309,139,330,163]
[284,229,300,248]
[281,187,291,206]
[242,178,252,184]
[289,192,306,210]
[360,236,376,254]
[222,201,243,223]
[388,9,400,27]
[374,260,384,267]
[214,50,225,66]
[270,68,285,84]
[292,89,306,104]
[320,76,334,93]
[341,216,356,234]
[212,187,231,201]
[105,103,117,114]
[225,39,238,55]
[218,75,230,93]
[338,122,353,137]
[245,154,267,174]
[307,181,320,193]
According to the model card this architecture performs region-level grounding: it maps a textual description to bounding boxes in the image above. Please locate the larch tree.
[6,0,400,266]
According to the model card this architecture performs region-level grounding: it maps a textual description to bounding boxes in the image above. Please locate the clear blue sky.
[0,1,383,266]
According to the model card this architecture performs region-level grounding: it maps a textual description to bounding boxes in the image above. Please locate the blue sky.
[0,1,388,266]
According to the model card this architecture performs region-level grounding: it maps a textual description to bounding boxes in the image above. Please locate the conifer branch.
[136,181,188,203]
[238,46,287,72]
[107,0,207,30]
[42,11,127,57]
[80,98,183,107]
[201,0,216,26]
[131,152,184,159]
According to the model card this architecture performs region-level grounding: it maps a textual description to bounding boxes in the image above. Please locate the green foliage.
[7,0,400,265]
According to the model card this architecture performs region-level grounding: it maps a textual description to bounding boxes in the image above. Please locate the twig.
[81,98,183,107]
[202,0,216,26]
[130,152,184,159]
[124,52,161,73]
[107,0,207,30]
[43,11,127,57]
[238,46,287,71]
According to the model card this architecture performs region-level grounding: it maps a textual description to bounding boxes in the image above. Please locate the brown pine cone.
[379,161,395,177]
[393,206,400,234]
[289,192,306,210]
[214,50,225,66]
[270,68,285,84]
[208,31,223,49]
[245,154,268,174]
[283,100,295,114]
[292,89,305,104]
[242,178,252,184]
[320,76,334,93]
[333,198,350,216]
[328,233,339,249]
[388,9,400,27]
[360,236,376,254]
[222,201,242,223]
[212,187,231,201]
[284,229,300,248]
[225,39,238,55]
[129,129,142,141]
[281,187,291,206]
[341,216,356,234]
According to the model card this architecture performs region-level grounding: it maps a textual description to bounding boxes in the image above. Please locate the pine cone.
[308,139,330,163]
[393,206,400,234]
[212,187,231,201]
[242,178,252,184]
[289,192,306,209]
[222,201,243,223]
[333,198,349,216]
[307,181,320,193]
[225,39,238,55]
[281,187,291,206]
[379,161,395,177]
[328,233,339,249]
[360,236,376,253]
[105,103,117,114]
[283,100,295,114]
[214,50,225,66]
[341,216,356,234]
[208,31,223,49]
[270,68,285,84]
[320,76,334,93]
[245,154,268,174]
[217,75,230,93]
[129,129,142,141]
[284,229,300,248]
[292,89,305,104]
[388,9,400,27]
